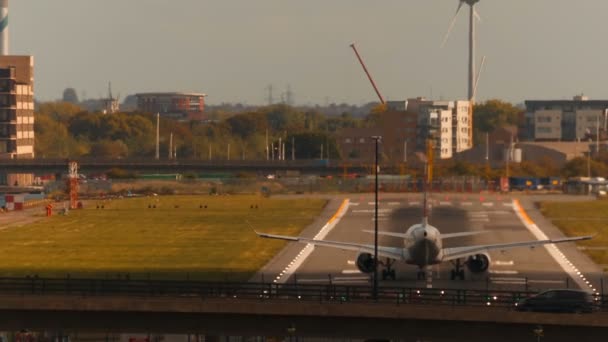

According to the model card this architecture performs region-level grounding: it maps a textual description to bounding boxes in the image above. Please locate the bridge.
[0,277,605,341]
[0,158,375,175]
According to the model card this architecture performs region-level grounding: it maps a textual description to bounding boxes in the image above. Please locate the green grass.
[540,200,608,267]
[0,195,327,281]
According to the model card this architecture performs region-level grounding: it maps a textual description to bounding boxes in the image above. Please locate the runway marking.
[491,277,525,281]
[461,202,473,206]
[347,260,355,265]
[342,270,362,274]
[353,209,392,213]
[493,260,514,266]
[492,280,526,285]
[470,219,490,222]
[350,202,360,206]
[489,270,519,275]
[513,199,598,294]
[469,212,488,216]
[482,203,494,207]
[409,201,421,206]
[528,280,566,284]
[503,202,513,207]
[296,278,331,283]
[273,199,350,284]
[388,202,401,206]
[331,280,369,284]
[334,276,369,281]
[439,202,452,206]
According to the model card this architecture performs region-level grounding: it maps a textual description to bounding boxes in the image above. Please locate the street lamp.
[370,135,382,300]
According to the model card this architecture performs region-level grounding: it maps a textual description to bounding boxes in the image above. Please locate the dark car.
[516,289,598,313]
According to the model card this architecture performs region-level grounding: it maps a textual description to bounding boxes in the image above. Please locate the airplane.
[256,193,591,282]
[255,143,592,282]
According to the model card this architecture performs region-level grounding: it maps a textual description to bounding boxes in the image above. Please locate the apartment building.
[524,95,608,141]
[336,98,472,162]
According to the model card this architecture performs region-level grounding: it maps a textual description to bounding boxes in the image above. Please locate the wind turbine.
[442,0,481,102]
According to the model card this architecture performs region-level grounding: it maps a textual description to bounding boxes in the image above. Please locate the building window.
[359,138,365,143]
[345,138,352,143]
[537,116,552,123]
[538,127,552,133]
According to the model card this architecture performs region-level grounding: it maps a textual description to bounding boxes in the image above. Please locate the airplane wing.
[442,235,592,261]
[255,231,406,261]
[362,230,488,239]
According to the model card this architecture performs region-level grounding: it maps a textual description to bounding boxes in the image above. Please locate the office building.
[524,95,608,142]
[136,92,207,121]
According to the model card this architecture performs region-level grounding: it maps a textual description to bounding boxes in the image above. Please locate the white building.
[408,98,472,159]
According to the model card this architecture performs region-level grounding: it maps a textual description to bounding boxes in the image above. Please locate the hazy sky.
[11,1,608,106]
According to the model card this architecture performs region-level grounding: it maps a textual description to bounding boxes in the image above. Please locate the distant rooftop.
[135,92,207,97]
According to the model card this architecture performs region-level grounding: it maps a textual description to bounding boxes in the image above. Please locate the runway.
[255,193,603,293]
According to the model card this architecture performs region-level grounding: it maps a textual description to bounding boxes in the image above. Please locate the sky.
[11,0,608,106]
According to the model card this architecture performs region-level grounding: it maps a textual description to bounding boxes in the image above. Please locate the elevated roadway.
[0,158,368,175]
[0,294,606,341]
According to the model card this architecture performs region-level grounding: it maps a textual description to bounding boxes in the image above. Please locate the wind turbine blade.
[441,1,464,48]
[473,8,482,22]
[473,56,487,100]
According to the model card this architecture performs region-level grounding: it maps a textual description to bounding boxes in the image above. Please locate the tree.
[89,139,129,158]
[473,100,522,144]
[62,88,79,104]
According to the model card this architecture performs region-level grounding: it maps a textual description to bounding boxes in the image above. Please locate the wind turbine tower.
[0,0,8,55]
[442,0,481,102]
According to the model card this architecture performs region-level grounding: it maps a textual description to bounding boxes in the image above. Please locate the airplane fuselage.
[404,221,443,267]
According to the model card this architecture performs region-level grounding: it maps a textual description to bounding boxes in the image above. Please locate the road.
[255,193,604,293]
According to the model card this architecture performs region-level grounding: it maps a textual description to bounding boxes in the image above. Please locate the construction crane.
[349,43,385,105]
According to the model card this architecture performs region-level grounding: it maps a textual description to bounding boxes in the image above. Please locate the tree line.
[35,99,603,178]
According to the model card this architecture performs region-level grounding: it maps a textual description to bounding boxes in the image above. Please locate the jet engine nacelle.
[466,254,490,273]
[356,253,375,274]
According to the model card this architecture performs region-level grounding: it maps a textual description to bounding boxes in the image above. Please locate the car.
[515,289,598,314]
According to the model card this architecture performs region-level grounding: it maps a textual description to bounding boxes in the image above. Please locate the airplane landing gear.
[380,258,396,280]
[416,268,425,280]
[450,258,465,280]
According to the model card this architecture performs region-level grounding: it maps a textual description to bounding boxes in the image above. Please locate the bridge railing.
[0,277,561,309]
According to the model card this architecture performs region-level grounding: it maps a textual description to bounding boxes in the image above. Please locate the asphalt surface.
[255,193,604,293]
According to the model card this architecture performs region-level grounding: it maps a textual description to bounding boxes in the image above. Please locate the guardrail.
[0,277,602,310]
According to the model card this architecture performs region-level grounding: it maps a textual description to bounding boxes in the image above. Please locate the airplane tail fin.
[422,139,434,225]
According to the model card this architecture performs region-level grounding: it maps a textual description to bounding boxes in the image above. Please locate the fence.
[0,277,604,311]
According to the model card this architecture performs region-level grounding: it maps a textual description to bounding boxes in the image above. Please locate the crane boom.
[349,43,385,105]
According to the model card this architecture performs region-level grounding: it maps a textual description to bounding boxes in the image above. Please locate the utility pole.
[169,132,173,160]
[371,136,382,301]
[155,113,160,160]
[266,129,269,161]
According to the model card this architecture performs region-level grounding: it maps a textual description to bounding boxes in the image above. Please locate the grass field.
[0,195,327,281]
[540,200,608,268]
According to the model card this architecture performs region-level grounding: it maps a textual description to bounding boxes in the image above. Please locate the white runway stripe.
[493,260,514,266]
[342,270,362,274]
[489,270,519,275]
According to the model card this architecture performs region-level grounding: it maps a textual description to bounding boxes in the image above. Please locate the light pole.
[371,135,382,300]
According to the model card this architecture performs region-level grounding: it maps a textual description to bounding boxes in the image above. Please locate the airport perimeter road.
[257,193,602,293]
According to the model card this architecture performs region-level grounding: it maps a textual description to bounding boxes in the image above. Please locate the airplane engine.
[466,254,490,273]
[356,253,375,274]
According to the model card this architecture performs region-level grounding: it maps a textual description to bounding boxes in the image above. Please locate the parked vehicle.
[515,289,597,313]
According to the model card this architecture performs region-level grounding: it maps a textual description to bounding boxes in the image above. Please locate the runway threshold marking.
[273,199,350,284]
[513,199,598,294]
